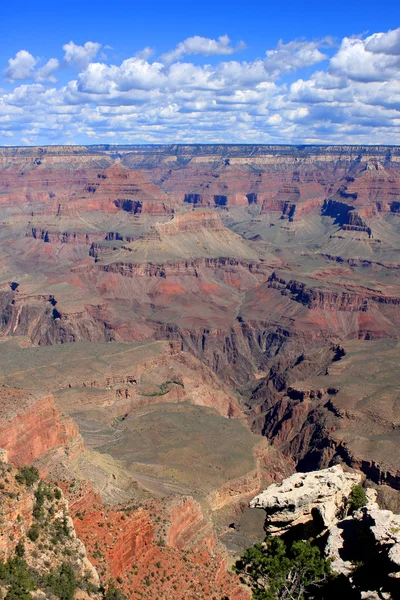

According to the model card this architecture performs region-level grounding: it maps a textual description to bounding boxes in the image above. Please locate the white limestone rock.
[324,515,354,576]
[353,503,400,570]
[250,465,361,534]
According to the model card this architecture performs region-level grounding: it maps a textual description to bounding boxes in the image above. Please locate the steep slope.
[258,340,400,489]
[0,144,399,595]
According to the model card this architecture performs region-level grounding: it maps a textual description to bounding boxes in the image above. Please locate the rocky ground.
[0,144,399,597]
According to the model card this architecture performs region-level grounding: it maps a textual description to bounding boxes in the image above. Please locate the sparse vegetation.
[15,466,39,487]
[234,537,332,600]
[103,583,127,600]
[0,556,37,600]
[46,562,77,600]
[27,524,40,542]
[141,380,184,397]
[15,541,25,557]
[347,485,367,514]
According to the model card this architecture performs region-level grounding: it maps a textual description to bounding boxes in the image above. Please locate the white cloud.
[63,41,101,68]
[5,50,38,81]
[161,35,246,63]
[329,33,400,82]
[36,58,60,82]
[365,27,400,55]
[264,39,330,77]
[76,58,166,94]
[267,114,283,124]
[5,51,59,83]
[1,28,400,146]
[136,46,155,60]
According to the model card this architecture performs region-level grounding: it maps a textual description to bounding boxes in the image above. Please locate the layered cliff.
[68,484,250,600]
[258,340,400,490]
[0,388,82,468]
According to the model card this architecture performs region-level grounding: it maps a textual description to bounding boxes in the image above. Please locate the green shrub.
[33,481,55,520]
[52,512,70,539]
[0,556,37,600]
[103,583,127,600]
[234,537,332,600]
[15,541,25,557]
[27,525,40,542]
[347,485,367,514]
[46,563,76,600]
[15,466,39,487]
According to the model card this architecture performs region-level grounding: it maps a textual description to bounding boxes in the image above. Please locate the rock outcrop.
[250,465,361,535]
[326,498,400,578]
[250,467,400,598]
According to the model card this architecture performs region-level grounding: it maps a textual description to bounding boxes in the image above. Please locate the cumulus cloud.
[161,35,246,63]
[36,58,60,82]
[329,36,400,82]
[365,27,400,55]
[5,50,38,81]
[76,58,166,94]
[4,41,101,83]
[136,46,155,60]
[264,39,330,77]
[1,28,400,146]
[5,51,59,82]
[63,41,101,68]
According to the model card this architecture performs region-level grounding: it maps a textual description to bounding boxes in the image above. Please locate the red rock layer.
[69,487,249,600]
[0,388,81,467]
[167,496,216,552]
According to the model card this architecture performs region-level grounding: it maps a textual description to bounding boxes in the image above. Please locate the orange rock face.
[0,474,34,561]
[73,505,154,579]
[167,496,216,552]
[0,388,81,467]
[68,487,249,600]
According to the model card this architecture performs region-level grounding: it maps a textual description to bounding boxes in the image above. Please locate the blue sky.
[1,0,400,145]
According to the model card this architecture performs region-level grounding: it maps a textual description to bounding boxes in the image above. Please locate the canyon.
[0,144,399,598]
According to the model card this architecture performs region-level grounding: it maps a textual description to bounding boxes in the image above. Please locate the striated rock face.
[69,486,250,599]
[27,228,107,245]
[259,340,400,491]
[267,271,400,312]
[250,465,361,535]
[0,388,82,467]
[74,504,154,579]
[208,440,293,511]
[167,496,216,552]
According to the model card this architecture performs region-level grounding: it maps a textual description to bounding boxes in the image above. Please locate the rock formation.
[0,387,82,467]
[250,465,361,535]
[250,466,400,598]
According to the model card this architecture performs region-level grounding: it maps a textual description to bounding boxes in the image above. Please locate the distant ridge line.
[0,143,399,157]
